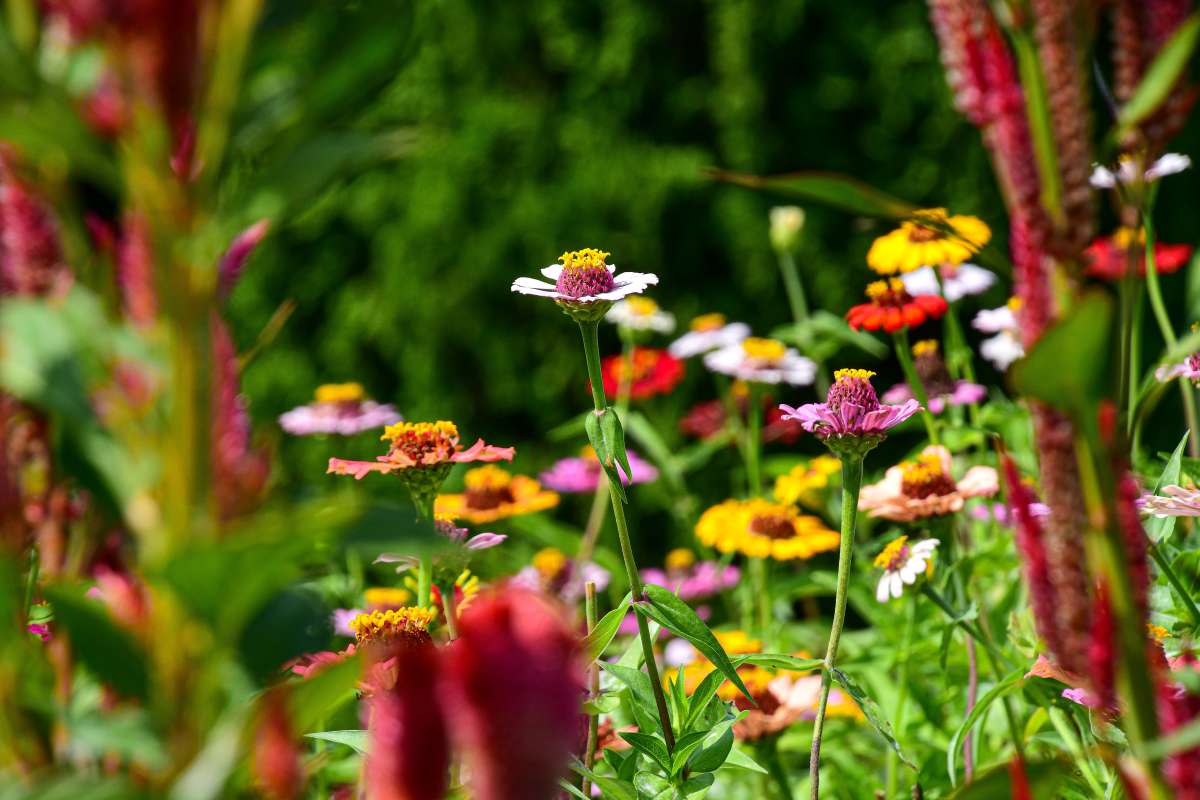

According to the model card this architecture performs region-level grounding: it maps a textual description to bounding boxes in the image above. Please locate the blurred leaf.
[67,707,167,771]
[238,587,332,682]
[170,702,250,800]
[946,669,1025,786]
[0,775,145,800]
[1148,432,1189,543]
[706,169,915,219]
[1010,31,1062,219]
[638,585,753,703]
[290,650,362,732]
[945,758,1070,799]
[772,311,889,361]
[831,667,915,770]
[44,585,148,700]
[1010,292,1113,416]
[585,593,633,662]
[720,746,767,774]
[305,729,368,754]
[1116,13,1200,138]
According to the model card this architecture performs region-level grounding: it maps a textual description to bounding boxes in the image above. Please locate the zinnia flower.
[900,262,996,302]
[846,279,949,332]
[873,536,938,602]
[694,498,839,561]
[434,465,558,524]
[858,445,998,521]
[972,299,1025,371]
[773,455,841,509]
[881,340,986,413]
[779,369,920,455]
[511,248,658,322]
[599,347,684,399]
[512,547,610,603]
[1083,228,1192,280]
[703,337,815,385]
[1090,153,1191,188]
[327,421,514,507]
[1139,485,1200,517]
[279,382,402,436]
[604,296,675,333]
[539,446,658,492]
[640,548,740,601]
[669,313,750,358]
[866,208,991,275]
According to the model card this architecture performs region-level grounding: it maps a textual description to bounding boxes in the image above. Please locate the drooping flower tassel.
[1158,659,1200,799]
[1003,456,1064,659]
[210,317,270,522]
[1088,580,1117,711]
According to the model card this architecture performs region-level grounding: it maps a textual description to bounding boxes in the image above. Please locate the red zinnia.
[1084,229,1193,280]
[846,278,948,333]
[599,347,684,400]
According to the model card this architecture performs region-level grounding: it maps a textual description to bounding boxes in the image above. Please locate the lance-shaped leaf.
[832,667,915,770]
[584,593,633,662]
[706,169,915,219]
[1117,13,1200,138]
[44,585,149,701]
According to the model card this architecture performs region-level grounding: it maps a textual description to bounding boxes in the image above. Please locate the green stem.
[1048,707,1106,797]
[808,456,863,800]
[23,547,38,621]
[1149,543,1200,633]
[582,582,600,799]
[441,583,458,640]
[893,329,939,444]
[1144,211,1200,458]
[886,597,917,799]
[578,320,676,753]
[1118,272,1135,432]
[777,251,829,395]
[751,556,770,637]
[746,383,763,497]
[413,495,435,609]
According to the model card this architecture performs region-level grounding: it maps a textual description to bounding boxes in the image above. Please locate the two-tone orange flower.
[846,279,948,333]
[434,465,558,523]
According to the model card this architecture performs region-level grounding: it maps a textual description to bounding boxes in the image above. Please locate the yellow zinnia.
[434,465,559,524]
[867,208,991,275]
[695,499,839,561]
[774,456,841,510]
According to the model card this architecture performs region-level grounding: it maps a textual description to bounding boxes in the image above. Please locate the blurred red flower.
[599,347,684,400]
[367,641,450,800]
[1083,231,1192,280]
[846,279,947,333]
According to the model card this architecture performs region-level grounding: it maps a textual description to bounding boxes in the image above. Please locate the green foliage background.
[229,0,1199,493]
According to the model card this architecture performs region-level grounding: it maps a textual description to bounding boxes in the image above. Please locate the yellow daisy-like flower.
[434,465,559,523]
[363,587,413,609]
[774,455,841,510]
[695,499,839,561]
[314,382,365,404]
[867,208,991,275]
[350,606,436,645]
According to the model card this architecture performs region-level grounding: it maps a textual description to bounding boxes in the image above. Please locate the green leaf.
[706,169,915,219]
[686,719,735,774]
[289,651,362,732]
[238,587,332,682]
[586,594,634,662]
[684,669,727,732]
[1010,291,1113,417]
[946,669,1025,786]
[772,311,889,361]
[558,780,591,800]
[730,653,824,673]
[831,667,915,770]
[44,585,149,700]
[668,730,710,776]
[305,730,368,755]
[679,772,715,797]
[585,409,627,503]
[602,662,662,735]
[572,760,638,800]
[638,585,754,703]
[1147,432,1190,543]
[720,745,768,774]
[1117,13,1200,137]
[1010,30,1062,221]
[633,771,673,800]
[622,731,671,772]
[602,409,634,491]
[945,758,1071,799]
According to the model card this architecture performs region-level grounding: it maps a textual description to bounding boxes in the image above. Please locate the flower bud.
[769,206,805,254]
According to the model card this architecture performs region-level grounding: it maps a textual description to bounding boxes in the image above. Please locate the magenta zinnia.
[779,369,919,456]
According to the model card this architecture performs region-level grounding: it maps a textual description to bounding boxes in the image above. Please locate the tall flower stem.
[777,251,829,395]
[581,581,600,799]
[578,320,676,753]
[808,455,863,799]
[885,596,917,799]
[745,383,763,496]
[413,495,435,609]
[1143,212,1200,458]
[441,585,459,640]
[893,329,939,444]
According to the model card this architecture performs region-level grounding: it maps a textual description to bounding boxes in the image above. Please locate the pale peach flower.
[858,445,998,521]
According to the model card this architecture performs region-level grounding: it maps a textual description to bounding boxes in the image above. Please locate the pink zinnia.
[280,382,401,437]
[640,548,740,601]
[539,447,658,493]
[779,368,919,454]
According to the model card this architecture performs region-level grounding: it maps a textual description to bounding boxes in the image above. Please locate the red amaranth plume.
[1089,580,1116,711]
[366,640,450,800]
[253,688,303,800]
[218,219,270,300]
[1112,0,1197,152]
[926,0,990,126]
[1003,456,1066,662]
[116,213,157,327]
[1115,467,1151,617]
[1158,670,1200,798]
[0,160,70,298]
[443,590,585,800]
[210,317,270,522]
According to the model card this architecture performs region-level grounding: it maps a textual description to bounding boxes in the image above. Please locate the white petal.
[511,279,564,298]
[1147,153,1191,182]
[945,264,994,301]
[1089,165,1116,188]
[900,266,940,297]
[540,264,564,279]
[876,575,892,603]
[888,572,904,599]
[613,271,659,288]
[972,306,1016,333]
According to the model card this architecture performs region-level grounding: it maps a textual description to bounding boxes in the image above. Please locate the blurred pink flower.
[882,380,986,414]
[280,383,401,437]
[116,212,156,327]
[211,318,271,521]
[640,551,739,602]
[1141,485,1200,517]
[0,158,71,298]
[539,448,658,493]
[219,219,270,299]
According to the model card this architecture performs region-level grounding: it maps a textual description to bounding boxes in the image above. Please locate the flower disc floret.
[350,607,436,647]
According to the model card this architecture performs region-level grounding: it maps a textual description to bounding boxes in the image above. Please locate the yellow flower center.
[690,312,727,332]
[865,279,909,303]
[900,453,957,498]
[741,337,787,363]
[834,368,876,383]
[1007,296,1023,312]
[559,248,611,272]
[350,606,436,644]
[315,382,365,404]
[625,296,659,316]
[874,536,910,570]
[462,465,516,510]
[912,340,939,358]
[363,587,413,609]
[903,208,951,243]
[665,548,696,573]
[1112,227,1146,250]
[533,547,568,579]
[380,421,460,466]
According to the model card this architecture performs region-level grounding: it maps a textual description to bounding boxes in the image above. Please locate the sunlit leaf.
[585,594,633,662]
[305,730,368,755]
[945,757,1071,799]
[946,669,1025,786]
[1148,432,1190,543]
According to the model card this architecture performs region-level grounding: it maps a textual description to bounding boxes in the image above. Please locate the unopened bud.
[769,206,805,253]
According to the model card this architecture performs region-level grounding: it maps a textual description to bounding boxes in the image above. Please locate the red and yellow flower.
[599,347,685,400]
[867,208,991,275]
[1083,228,1193,280]
[434,465,559,523]
[846,279,948,333]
